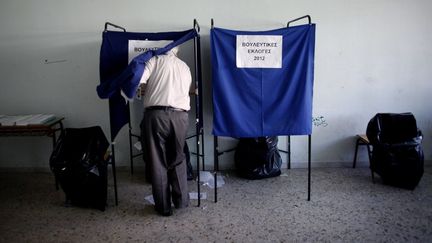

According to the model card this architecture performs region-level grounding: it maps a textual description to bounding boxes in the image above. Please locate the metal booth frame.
[103,20,205,206]
[211,15,313,202]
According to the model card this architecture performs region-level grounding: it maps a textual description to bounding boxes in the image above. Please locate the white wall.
[1,0,431,170]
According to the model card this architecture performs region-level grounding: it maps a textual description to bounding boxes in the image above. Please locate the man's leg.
[169,159,189,208]
[140,118,152,183]
[142,110,172,215]
[167,111,189,208]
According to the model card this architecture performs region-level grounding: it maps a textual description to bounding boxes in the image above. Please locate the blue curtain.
[97,29,198,139]
[211,24,315,137]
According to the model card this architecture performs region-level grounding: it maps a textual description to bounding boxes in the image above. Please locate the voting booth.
[210,16,315,201]
[97,20,205,205]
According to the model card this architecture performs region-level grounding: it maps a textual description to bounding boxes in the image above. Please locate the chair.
[352,134,374,182]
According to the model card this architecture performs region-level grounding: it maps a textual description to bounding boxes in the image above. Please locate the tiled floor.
[0,166,431,242]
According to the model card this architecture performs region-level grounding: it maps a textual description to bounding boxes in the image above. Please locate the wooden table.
[0,117,64,147]
[0,117,64,189]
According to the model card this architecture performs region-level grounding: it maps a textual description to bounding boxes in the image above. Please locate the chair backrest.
[366,112,419,144]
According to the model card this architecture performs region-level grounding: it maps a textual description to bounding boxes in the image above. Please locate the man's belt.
[146,106,186,112]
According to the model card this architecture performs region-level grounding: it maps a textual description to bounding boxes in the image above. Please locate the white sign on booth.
[236,35,282,68]
[128,40,172,64]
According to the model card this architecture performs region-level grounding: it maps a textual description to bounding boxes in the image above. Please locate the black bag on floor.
[235,136,282,179]
[50,126,109,211]
[366,113,424,189]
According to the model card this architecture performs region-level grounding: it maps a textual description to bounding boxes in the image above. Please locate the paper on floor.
[144,195,155,205]
[134,141,142,151]
[144,192,207,205]
[199,171,225,189]
[189,192,207,200]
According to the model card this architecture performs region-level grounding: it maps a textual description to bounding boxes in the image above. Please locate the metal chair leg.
[366,144,375,183]
[353,138,360,168]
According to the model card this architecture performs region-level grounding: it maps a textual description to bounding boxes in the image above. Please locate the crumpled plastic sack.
[366,113,424,189]
[50,126,109,211]
[234,136,282,180]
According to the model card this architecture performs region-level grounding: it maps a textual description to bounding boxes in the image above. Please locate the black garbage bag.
[235,136,282,179]
[366,113,424,190]
[50,126,109,211]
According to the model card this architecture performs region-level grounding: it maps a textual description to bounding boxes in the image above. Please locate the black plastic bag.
[366,112,419,144]
[366,113,424,189]
[234,136,282,179]
[50,126,109,211]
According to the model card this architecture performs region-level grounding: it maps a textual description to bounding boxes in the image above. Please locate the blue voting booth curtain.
[211,24,315,137]
[97,29,197,139]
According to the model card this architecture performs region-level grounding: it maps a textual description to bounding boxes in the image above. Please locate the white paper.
[0,114,54,126]
[189,192,207,200]
[128,40,172,64]
[26,114,55,125]
[236,35,282,68]
[13,115,34,126]
[134,141,142,151]
[144,195,155,205]
[199,171,225,189]
[0,115,20,126]
[16,114,43,125]
[199,171,214,183]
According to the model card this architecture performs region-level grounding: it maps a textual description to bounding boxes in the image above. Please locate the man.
[139,46,191,216]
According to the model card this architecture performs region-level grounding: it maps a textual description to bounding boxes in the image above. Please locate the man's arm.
[139,83,147,98]
[139,57,154,85]
[122,59,153,102]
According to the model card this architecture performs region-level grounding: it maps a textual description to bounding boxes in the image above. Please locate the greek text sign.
[236,35,282,68]
[128,40,172,64]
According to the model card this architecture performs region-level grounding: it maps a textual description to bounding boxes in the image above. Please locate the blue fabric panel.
[211,25,315,137]
[97,29,197,139]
